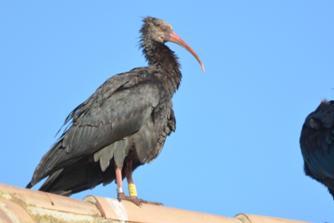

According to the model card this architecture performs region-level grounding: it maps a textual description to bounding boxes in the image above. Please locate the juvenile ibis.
[26,17,204,205]
[300,100,334,199]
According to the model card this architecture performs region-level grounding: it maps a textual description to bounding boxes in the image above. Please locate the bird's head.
[141,17,205,72]
[306,100,334,130]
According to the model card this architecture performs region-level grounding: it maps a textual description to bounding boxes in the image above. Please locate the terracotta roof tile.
[0,184,308,223]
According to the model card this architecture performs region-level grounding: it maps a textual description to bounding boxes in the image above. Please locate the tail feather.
[26,182,33,189]
[38,157,115,196]
[29,140,65,188]
[28,136,132,195]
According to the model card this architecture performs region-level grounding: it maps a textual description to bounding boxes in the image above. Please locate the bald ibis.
[26,17,204,205]
[300,100,334,199]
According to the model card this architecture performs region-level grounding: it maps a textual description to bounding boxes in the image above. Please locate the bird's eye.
[158,35,164,42]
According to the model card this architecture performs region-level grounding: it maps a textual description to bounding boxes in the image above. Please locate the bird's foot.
[117,193,162,206]
[118,192,142,206]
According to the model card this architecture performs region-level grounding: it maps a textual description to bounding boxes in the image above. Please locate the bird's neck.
[142,40,182,95]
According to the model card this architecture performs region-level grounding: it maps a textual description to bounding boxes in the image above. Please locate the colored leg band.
[128,183,137,197]
[117,187,123,193]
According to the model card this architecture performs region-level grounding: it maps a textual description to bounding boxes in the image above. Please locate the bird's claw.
[117,192,126,200]
[117,193,162,206]
[118,192,142,206]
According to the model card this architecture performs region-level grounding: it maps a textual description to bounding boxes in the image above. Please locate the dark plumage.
[26,17,203,204]
[300,100,334,199]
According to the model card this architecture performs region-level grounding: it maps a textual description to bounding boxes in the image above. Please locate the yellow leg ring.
[128,183,137,197]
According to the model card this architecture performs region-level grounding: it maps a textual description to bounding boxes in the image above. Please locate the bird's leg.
[115,164,141,206]
[115,167,126,200]
[124,160,162,206]
[115,162,161,206]
[123,160,142,206]
[125,160,135,196]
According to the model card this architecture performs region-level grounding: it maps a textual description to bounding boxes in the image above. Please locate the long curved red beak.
[169,31,205,72]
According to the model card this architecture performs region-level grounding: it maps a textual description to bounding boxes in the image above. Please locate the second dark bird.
[26,17,204,205]
[300,100,334,199]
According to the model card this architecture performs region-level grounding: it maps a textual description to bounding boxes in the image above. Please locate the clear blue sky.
[0,1,333,222]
